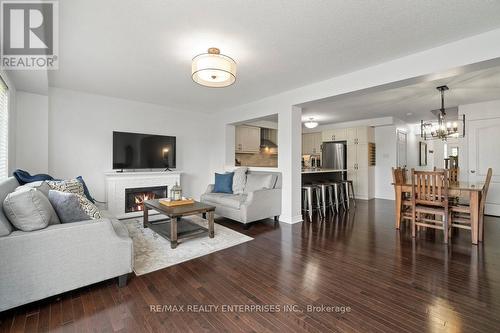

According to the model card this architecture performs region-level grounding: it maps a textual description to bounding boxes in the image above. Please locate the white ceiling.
[301,65,500,124]
[44,0,500,113]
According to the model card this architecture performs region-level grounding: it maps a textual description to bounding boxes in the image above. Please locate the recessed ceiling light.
[191,47,236,88]
[406,112,413,116]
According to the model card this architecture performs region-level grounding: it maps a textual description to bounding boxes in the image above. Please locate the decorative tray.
[159,198,195,207]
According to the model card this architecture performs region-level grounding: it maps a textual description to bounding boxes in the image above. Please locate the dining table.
[393,180,484,244]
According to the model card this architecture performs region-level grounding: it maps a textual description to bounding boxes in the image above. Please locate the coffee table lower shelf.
[146,219,208,244]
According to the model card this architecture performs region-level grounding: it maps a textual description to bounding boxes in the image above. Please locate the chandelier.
[420,85,465,141]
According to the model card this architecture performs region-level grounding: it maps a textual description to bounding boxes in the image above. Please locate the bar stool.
[327,181,346,213]
[302,185,322,221]
[316,183,334,217]
[341,180,356,209]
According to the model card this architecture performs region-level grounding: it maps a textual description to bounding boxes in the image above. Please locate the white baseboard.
[279,214,303,224]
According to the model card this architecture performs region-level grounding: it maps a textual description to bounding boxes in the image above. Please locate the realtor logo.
[1,0,58,69]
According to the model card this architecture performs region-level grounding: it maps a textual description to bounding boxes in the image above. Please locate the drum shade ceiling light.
[304,118,319,129]
[191,47,236,88]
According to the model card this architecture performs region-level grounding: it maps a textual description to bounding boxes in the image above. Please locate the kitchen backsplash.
[236,152,278,167]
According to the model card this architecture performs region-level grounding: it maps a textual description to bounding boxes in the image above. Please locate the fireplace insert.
[124,186,168,213]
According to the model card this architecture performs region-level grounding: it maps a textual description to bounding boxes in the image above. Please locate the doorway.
[396,129,407,168]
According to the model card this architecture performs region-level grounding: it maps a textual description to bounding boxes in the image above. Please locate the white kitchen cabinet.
[322,128,347,142]
[302,132,322,154]
[235,125,261,153]
[347,144,357,170]
[347,127,357,145]
[347,127,374,145]
[321,125,375,199]
[345,127,374,199]
[302,134,312,155]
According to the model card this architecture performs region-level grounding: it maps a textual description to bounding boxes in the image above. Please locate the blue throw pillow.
[76,176,95,203]
[214,172,234,193]
[13,169,54,185]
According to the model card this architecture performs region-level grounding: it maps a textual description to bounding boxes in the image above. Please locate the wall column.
[278,106,302,224]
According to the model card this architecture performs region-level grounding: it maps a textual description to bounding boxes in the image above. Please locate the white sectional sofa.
[0,177,133,312]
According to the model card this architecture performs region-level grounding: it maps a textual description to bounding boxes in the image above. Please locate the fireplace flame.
[131,192,157,211]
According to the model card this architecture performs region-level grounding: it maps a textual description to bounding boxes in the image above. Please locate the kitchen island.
[301,168,346,183]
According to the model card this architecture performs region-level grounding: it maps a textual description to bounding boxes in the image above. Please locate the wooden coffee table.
[143,200,216,249]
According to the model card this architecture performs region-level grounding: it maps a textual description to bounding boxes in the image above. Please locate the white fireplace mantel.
[104,171,181,219]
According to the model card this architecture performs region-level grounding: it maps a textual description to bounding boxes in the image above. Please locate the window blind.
[0,76,8,180]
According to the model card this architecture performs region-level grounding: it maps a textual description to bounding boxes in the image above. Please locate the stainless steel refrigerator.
[322,141,347,170]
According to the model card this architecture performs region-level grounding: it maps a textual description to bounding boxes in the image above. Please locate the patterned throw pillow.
[232,167,248,194]
[46,179,101,220]
[77,194,102,219]
[46,179,85,196]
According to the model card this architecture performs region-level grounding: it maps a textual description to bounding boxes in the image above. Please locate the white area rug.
[122,216,253,276]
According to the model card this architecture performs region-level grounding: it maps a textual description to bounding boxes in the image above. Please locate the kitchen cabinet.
[235,125,261,153]
[302,132,322,155]
[345,127,375,200]
[347,127,375,145]
[320,125,375,199]
[322,128,347,142]
[347,143,370,200]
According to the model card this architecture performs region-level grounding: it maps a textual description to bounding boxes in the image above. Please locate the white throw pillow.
[3,188,53,231]
[232,167,248,194]
[244,174,275,193]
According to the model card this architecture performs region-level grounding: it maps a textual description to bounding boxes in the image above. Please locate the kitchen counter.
[301,168,347,174]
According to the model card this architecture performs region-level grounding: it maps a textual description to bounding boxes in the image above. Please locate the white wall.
[15,92,49,174]
[374,125,397,200]
[47,88,213,202]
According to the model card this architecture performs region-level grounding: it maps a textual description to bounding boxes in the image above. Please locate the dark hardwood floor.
[1,199,500,333]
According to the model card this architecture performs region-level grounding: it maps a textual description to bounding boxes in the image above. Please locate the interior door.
[396,130,407,168]
[468,118,500,216]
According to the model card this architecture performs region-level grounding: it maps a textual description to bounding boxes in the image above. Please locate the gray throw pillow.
[48,190,90,223]
[244,174,275,193]
[16,182,60,225]
[3,188,53,231]
[232,167,248,194]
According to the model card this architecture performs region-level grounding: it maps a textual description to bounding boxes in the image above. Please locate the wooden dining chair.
[411,169,450,243]
[434,167,460,204]
[392,167,412,226]
[433,167,459,182]
[449,168,459,183]
[450,168,492,242]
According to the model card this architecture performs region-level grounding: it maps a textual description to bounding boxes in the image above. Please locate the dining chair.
[449,168,459,183]
[434,167,459,203]
[450,168,492,242]
[392,167,412,225]
[411,169,450,244]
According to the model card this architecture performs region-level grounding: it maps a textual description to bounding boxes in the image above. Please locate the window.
[0,76,8,180]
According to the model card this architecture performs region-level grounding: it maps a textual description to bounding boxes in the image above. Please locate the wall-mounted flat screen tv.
[112,131,176,170]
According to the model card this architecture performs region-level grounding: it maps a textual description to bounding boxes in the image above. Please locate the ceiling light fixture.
[191,47,236,88]
[420,85,465,141]
[304,117,319,129]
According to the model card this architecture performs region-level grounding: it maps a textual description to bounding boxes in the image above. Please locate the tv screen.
[113,131,176,170]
